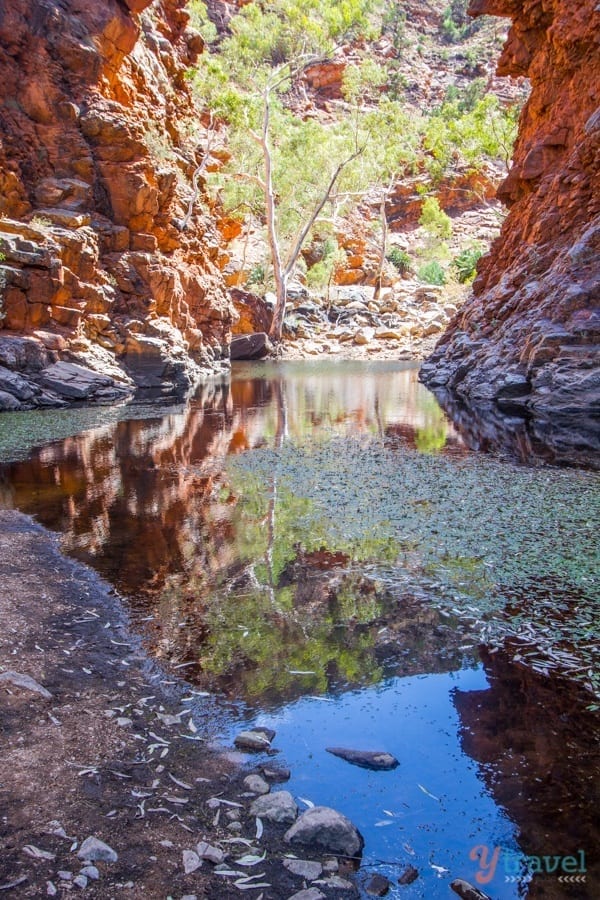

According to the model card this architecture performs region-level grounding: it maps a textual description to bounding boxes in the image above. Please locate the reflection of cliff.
[454,647,600,897]
[0,364,470,703]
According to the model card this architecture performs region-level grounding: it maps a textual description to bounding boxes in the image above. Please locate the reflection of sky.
[229,666,522,898]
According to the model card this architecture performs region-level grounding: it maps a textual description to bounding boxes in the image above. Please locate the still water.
[0,360,598,898]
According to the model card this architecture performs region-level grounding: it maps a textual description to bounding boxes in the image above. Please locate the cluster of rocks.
[0,335,133,411]
[279,282,464,360]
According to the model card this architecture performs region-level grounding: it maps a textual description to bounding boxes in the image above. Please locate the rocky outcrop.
[421,0,600,449]
[0,0,235,408]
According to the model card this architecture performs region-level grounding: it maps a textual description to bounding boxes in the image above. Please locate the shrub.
[417,261,446,285]
[452,245,484,282]
[419,196,453,240]
[386,247,412,274]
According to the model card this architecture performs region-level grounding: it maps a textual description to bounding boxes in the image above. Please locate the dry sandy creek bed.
[0,511,361,899]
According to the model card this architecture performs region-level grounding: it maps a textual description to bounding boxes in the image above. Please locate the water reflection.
[0,360,598,898]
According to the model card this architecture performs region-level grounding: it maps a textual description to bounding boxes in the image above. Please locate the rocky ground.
[0,510,405,900]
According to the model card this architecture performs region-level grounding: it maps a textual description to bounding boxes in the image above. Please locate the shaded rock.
[0,670,52,699]
[366,873,391,896]
[326,748,399,771]
[284,807,364,858]
[0,390,21,411]
[283,858,323,880]
[243,774,270,795]
[230,332,273,361]
[398,865,419,885]
[77,837,118,863]
[79,867,99,881]
[250,791,298,824]
[450,879,492,900]
[40,362,130,402]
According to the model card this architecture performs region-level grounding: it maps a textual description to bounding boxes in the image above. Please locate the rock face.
[0,0,234,408]
[421,0,599,448]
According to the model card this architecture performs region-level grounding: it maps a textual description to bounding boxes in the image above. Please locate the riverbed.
[0,360,598,898]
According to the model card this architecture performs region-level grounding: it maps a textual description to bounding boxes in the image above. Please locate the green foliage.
[417,260,447,285]
[386,246,412,274]
[187,0,217,43]
[419,196,453,240]
[440,0,481,43]
[246,264,266,287]
[424,94,520,174]
[452,244,485,283]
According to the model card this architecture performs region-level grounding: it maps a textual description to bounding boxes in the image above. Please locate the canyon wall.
[0,0,234,409]
[421,0,599,450]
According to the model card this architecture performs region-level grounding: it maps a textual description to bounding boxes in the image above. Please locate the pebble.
[73,875,88,889]
[77,836,118,863]
[46,883,57,897]
[366,873,391,895]
[227,821,243,833]
[398,865,419,885]
[182,850,202,874]
[196,841,226,864]
[57,871,72,881]
[261,764,291,782]
[283,858,323,880]
[234,728,275,751]
[79,866,99,881]
[287,890,326,900]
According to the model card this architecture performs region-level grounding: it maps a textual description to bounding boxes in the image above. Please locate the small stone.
[116,717,133,727]
[366,873,391,895]
[183,850,202,874]
[450,879,492,900]
[73,875,88,889]
[261,765,291,782]
[79,866,99,881]
[283,858,323,881]
[46,883,57,897]
[398,865,419,885]
[227,821,243,834]
[77,837,118,863]
[225,808,241,822]
[0,670,53,698]
[250,791,298,824]
[322,858,339,874]
[284,806,364,858]
[196,841,226,865]
[57,871,72,881]
[234,729,273,751]
[243,774,270,795]
[287,890,325,900]
[322,875,354,888]
[325,748,399,771]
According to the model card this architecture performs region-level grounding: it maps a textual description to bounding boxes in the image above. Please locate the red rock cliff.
[0,0,234,407]
[421,0,599,440]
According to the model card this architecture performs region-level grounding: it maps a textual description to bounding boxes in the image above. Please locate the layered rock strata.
[0,0,234,409]
[421,0,599,449]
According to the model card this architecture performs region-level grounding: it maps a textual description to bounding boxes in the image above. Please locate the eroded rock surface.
[0,0,234,407]
[422,0,600,444]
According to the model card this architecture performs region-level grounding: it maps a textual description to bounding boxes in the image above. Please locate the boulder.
[77,837,118,863]
[284,806,364,858]
[230,332,273,360]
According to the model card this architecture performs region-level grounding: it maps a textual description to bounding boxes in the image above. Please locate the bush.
[386,247,412,274]
[419,196,453,240]
[417,261,446,285]
[452,245,484,283]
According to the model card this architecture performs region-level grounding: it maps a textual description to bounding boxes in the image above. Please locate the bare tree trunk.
[261,87,288,343]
